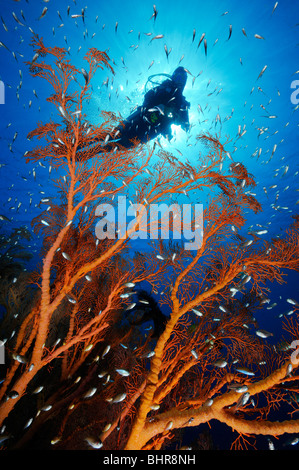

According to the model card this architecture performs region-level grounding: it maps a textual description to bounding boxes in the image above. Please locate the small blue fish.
[235,367,255,376]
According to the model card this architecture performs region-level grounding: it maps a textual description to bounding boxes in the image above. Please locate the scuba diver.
[116,66,190,147]
[126,290,168,338]
[76,67,190,160]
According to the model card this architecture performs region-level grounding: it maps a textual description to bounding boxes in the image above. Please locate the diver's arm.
[180,109,191,132]
[143,89,157,107]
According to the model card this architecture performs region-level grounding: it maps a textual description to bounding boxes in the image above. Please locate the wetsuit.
[117,77,190,147]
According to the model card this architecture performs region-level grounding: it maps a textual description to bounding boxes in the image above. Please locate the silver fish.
[164,44,171,60]
[58,106,70,121]
[116,369,130,376]
[38,7,48,20]
[192,308,203,316]
[66,295,76,304]
[62,252,71,261]
[85,437,103,449]
[24,418,33,429]
[290,437,299,446]
[12,353,27,364]
[235,367,255,376]
[228,384,248,393]
[150,34,164,42]
[150,404,160,410]
[268,438,275,450]
[271,2,278,15]
[256,329,273,338]
[1,16,8,32]
[204,399,213,406]
[149,4,158,22]
[142,351,155,358]
[120,293,131,299]
[12,12,25,26]
[236,392,250,408]
[41,404,52,411]
[165,421,173,430]
[101,345,110,358]
[257,65,267,80]
[112,392,126,403]
[81,68,89,84]
[191,349,198,359]
[124,282,135,288]
[286,363,293,376]
[0,41,10,52]
[0,434,11,445]
[98,370,108,378]
[126,302,136,310]
[214,359,227,368]
[102,423,112,433]
[197,33,205,49]
[84,387,97,399]
[51,437,61,445]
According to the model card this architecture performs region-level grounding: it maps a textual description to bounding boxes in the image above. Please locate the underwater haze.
[0,0,299,452]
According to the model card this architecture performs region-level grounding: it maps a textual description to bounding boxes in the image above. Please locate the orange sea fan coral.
[1,37,299,452]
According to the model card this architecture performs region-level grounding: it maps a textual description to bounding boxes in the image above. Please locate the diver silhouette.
[127,290,168,338]
[76,67,190,160]
[115,66,190,147]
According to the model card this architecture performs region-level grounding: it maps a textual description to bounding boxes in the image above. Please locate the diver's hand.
[181,122,191,133]
[182,97,190,109]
